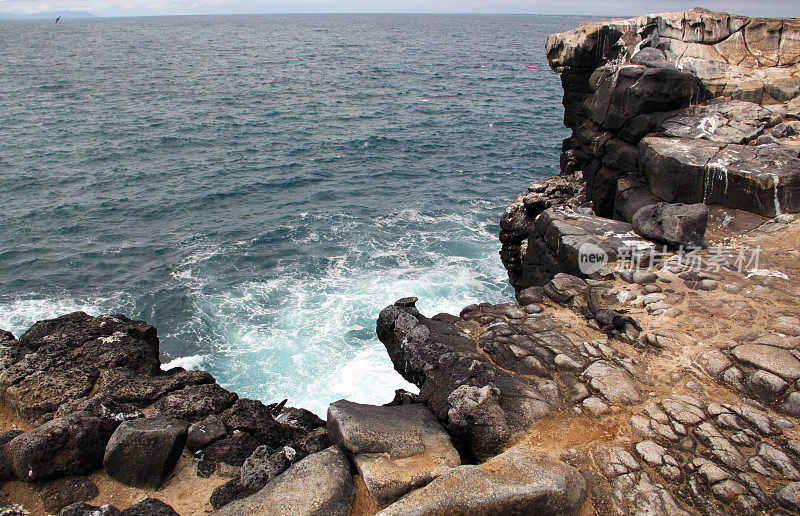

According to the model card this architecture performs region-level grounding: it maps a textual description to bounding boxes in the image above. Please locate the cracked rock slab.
[584,361,643,405]
[211,447,355,516]
[731,343,800,382]
[327,400,460,507]
[376,445,587,516]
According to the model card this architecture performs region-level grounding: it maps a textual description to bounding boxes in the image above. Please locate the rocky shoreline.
[2,8,800,516]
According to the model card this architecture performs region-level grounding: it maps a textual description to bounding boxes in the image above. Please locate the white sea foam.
[161,354,207,371]
[2,205,513,418]
[0,296,118,337]
[170,207,513,416]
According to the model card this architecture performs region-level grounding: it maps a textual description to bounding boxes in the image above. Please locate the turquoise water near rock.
[0,13,589,414]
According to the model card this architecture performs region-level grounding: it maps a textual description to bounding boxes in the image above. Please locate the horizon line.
[0,10,631,19]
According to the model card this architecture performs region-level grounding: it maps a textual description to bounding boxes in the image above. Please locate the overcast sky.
[1,0,798,18]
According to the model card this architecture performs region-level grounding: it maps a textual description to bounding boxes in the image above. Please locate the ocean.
[0,13,586,415]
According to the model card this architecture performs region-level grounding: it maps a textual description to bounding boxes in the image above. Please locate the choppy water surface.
[0,14,587,414]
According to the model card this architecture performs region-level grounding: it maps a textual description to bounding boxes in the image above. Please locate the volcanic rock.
[103,417,188,489]
[7,412,116,481]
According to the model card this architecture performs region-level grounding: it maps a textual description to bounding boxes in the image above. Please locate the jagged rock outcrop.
[501,9,800,291]
[377,291,647,461]
[0,312,327,514]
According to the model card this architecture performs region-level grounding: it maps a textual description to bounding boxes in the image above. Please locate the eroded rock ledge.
[501,8,800,293]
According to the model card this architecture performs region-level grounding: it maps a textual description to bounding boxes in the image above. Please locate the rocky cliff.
[3,9,800,516]
[501,8,800,292]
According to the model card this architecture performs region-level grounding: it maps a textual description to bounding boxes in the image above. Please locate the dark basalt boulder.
[222,399,301,448]
[20,312,161,375]
[8,412,116,481]
[19,312,115,349]
[0,344,99,422]
[197,431,262,476]
[222,398,279,434]
[275,406,326,432]
[221,398,309,448]
[97,368,214,406]
[209,479,254,511]
[632,202,709,249]
[35,476,99,514]
[187,414,228,452]
[209,445,295,509]
[0,430,23,481]
[0,313,170,422]
[152,383,238,423]
[54,394,142,422]
[209,426,330,509]
[289,426,330,459]
[120,498,179,516]
[96,367,214,406]
[103,417,189,489]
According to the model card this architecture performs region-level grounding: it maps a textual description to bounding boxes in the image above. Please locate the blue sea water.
[0,14,589,415]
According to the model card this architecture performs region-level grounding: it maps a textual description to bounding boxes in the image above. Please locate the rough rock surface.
[103,418,188,488]
[7,412,116,481]
[208,427,331,509]
[119,498,179,516]
[96,367,214,406]
[187,414,227,452]
[327,400,460,506]
[152,383,238,423]
[502,203,653,289]
[376,445,587,515]
[211,447,355,516]
[0,430,23,482]
[0,311,329,516]
[60,503,122,516]
[35,476,99,514]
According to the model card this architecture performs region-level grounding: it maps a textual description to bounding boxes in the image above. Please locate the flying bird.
[55,16,61,23]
